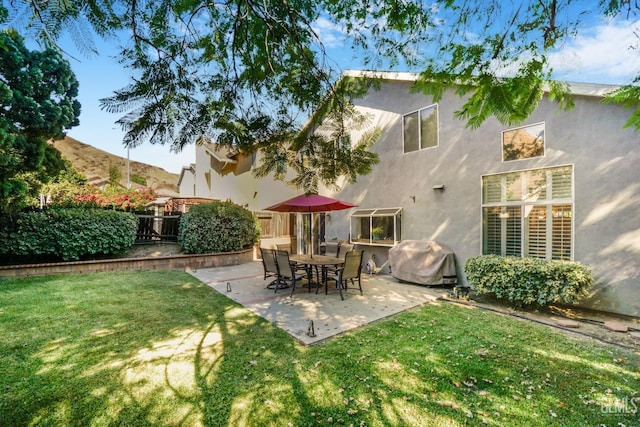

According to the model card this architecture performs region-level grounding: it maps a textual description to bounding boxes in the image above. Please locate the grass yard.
[0,271,638,426]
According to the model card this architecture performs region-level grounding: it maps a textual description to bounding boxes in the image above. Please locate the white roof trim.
[341,69,621,98]
[177,164,196,187]
[204,146,238,164]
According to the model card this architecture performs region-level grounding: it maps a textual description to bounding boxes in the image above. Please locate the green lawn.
[0,271,638,426]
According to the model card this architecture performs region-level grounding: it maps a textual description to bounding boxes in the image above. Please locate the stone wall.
[0,248,253,278]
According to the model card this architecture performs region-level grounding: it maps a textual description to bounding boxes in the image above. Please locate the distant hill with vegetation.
[50,136,179,196]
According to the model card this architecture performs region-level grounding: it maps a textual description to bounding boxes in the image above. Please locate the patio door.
[289,213,298,254]
[297,213,325,255]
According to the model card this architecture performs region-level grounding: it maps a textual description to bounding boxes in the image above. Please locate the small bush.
[465,255,593,306]
[130,174,147,185]
[178,201,260,254]
[0,208,138,262]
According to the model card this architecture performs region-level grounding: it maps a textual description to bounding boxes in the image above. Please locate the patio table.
[290,254,344,294]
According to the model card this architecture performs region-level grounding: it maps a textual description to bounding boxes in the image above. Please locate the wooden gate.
[136,214,181,242]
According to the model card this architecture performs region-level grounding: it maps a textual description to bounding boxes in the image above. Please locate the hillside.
[51,136,180,196]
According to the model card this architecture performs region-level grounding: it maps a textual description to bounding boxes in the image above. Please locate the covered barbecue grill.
[388,240,457,286]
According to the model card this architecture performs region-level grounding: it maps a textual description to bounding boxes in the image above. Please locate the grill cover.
[389,240,457,285]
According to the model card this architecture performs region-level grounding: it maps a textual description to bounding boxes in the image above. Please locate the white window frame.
[501,122,546,162]
[403,103,439,154]
[481,165,574,261]
[350,208,402,247]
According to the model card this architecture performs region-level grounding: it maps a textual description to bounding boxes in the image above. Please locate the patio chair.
[274,250,305,295]
[275,243,309,276]
[324,241,340,257]
[323,242,353,279]
[260,247,281,289]
[326,250,364,300]
[276,243,292,253]
[337,243,353,257]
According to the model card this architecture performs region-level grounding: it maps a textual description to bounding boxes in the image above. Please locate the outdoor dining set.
[259,193,366,300]
[259,241,364,300]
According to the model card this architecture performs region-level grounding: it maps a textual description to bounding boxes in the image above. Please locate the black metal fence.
[135,214,181,243]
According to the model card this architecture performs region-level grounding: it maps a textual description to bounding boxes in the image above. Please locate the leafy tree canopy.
[0,10,81,211]
[3,1,638,192]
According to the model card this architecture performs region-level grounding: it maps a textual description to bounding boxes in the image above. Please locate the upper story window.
[403,104,438,153]
[502,122,545,162]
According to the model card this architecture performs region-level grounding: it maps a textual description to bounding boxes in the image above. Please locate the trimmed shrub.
[465,255,593,307]
[0,208,138,262]
[178,201,260,254]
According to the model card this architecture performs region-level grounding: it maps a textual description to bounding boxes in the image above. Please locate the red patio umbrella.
[264,194,358,213]
[264,194,358,256]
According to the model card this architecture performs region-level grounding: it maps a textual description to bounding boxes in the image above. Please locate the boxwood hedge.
[178,201,260,254]
[0,208,138,262]
[465,255,593,307]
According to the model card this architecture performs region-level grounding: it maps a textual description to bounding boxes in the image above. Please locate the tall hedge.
[0,208,138,262]
[465,255,593,307]
[178,201,260,254]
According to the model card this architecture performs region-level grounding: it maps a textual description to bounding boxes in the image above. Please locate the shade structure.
[264,194,358,213]
[264,194,358,256]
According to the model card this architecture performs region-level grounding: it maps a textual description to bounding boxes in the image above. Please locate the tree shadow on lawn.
[0,271,316,426]
[295,303,640,426]
[0,271,638,426]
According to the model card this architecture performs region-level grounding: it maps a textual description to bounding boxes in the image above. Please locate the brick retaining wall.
[0,248,253,278]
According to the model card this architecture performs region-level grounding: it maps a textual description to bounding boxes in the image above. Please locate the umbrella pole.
[310,213,313,258]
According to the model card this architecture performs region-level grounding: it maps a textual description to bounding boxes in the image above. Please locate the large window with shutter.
[482,165,573,260]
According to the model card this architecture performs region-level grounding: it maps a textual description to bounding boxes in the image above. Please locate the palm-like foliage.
[3,1,638,192]
[602,84,640,130]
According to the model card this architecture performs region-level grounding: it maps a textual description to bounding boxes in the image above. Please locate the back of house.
[323,70,638,317]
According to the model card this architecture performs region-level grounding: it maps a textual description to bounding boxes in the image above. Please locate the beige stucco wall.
[186,143,302,249]
[179,76,639,317]
[190,144,299,211]
[324,79,640,317]
[177,167,196,197]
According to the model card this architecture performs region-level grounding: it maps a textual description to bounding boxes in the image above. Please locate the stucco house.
[177,138,302,249]
[179,70,639,317]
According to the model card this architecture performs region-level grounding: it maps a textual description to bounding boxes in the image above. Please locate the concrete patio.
[188,261,449,345]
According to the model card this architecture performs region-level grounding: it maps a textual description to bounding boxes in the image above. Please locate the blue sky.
[57,12,640,175]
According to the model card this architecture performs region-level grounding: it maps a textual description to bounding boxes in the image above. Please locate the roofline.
[177,164,196,187]
[340,69,621,98]
[205,149,238,165]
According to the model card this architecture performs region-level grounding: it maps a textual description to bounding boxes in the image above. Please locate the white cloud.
[312,16,347,49]
[549,18,640,84]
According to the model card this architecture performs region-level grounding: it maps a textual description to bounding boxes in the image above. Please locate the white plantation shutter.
[483,176,503,204]
[552,204,572,260]
[483,206,521,256]
[482,165,573,261]
[525,169,547,201]
[525,205,547,258]
[505,206,522,256]
[551,166,573,199]
[505,173,523,202]
[483,207,502,255]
